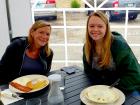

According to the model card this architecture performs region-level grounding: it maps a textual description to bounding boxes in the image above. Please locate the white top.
[48,74,61,82]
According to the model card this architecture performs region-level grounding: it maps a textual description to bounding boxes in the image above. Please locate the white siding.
[8,0,33,37]
[0,0,10,58]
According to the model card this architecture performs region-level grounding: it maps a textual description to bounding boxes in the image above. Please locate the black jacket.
[0,37,53,85]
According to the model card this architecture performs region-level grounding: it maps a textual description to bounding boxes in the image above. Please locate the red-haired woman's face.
[31,26,51,48]
[88,16,106,41]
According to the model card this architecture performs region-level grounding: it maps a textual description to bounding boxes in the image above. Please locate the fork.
[109,78,120,89]
[11,93,20,98]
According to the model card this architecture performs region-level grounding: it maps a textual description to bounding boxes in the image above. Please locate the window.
[32,0,140,70]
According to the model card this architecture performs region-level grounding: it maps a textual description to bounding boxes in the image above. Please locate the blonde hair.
[85,11,113,67]
[28,20,52,56]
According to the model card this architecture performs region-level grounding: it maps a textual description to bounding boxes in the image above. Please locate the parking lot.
[49,12,140,43]
[49,11,140,25]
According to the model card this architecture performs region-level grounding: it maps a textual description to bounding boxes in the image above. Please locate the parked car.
[85,0,140,21]
[32,0,57,21]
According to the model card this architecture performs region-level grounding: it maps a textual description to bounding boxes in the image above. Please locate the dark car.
[85,0,140,21]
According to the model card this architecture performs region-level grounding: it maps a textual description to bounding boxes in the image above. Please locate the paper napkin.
[1,89,23,105]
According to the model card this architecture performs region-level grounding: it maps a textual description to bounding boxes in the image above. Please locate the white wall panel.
[0,0,10,58]
[8,0,33,37]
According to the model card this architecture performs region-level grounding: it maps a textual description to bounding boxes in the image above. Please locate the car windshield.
[35,1,45,9]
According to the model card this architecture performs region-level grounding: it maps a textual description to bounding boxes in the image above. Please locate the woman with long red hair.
[83,11,140,94]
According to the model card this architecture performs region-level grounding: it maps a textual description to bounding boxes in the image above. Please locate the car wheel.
[105,11,112,21]
[129,15,137,20]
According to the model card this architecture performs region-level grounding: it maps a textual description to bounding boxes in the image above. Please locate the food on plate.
[14,77,31,86]
[10,82,32,93]
[26,79,48,90]
[85,86,119,103]
[9,75,49,93]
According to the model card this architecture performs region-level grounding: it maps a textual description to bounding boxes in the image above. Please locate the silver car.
[33,0,57,21]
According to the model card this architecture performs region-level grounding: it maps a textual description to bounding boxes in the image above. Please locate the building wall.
[0,0,33,58]
[8,0,33,38]
[0,0,10,58]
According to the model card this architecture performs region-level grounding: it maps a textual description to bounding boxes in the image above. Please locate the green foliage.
[71,0,81,8]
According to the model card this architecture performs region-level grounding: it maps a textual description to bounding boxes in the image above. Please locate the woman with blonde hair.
[0,20,53,85]
[83,11,140,94]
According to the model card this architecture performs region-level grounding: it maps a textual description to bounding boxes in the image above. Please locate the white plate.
[9,74,49,93]
[80,85,125,105]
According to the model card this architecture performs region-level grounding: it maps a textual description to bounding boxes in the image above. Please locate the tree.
[71,0,81,8]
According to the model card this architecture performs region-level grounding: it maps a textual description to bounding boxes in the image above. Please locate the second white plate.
[80,85,125,105]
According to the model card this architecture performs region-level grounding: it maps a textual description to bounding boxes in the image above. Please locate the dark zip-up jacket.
[0,37,53,85]
[83,32,140,93]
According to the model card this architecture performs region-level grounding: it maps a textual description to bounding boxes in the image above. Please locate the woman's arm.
[112,37,140,92]
[118,48,140,92]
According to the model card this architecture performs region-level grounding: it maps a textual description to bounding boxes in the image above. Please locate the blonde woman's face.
[31,26,51,48]
[88,16,106,41]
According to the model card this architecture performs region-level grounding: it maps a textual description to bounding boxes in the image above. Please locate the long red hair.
[84,11,113,67]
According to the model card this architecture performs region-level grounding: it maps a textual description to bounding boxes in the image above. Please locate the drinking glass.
[58,71,65,91]
[26,98,41,105]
